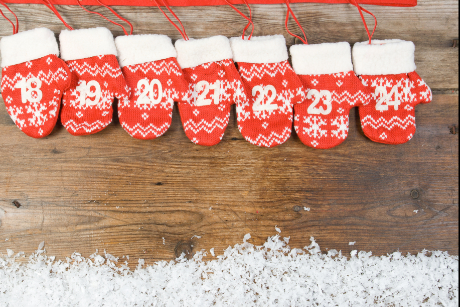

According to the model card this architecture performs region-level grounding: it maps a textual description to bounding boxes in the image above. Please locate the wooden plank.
[0,0,458,89]
[0,94,458,264]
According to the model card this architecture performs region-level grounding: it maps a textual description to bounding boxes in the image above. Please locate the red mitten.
[230,35,305,147]
[352,39,432,144]
[59,27,129,136]
[115,34,187,140]
[290,42,369,149]
[1,28,71,138]
[175,36,247,146]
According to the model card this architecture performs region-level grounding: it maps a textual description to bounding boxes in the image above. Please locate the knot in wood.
[410,189,420,199]
[174,241,193,259]
[293,206,302,212]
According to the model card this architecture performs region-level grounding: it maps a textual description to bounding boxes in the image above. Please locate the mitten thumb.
[407,71,432,106]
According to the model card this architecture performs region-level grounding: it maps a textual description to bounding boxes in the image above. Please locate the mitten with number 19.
[352,39,432,144]
[1,28,71,138]
[290,42,370,149]
[59,27,130,136]
[230,35,305,147]
[115,34,188,140]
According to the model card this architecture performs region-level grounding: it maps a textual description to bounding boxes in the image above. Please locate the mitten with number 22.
[231,35,305,147]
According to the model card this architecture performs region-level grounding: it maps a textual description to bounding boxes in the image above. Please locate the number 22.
[252,85,277,112]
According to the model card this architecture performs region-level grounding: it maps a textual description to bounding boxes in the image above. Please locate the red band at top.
[3,0,417,7]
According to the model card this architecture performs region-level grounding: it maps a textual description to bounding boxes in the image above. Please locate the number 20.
[137,79,162,105]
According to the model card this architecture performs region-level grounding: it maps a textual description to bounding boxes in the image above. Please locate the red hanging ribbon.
[0,0,18,34]
[284,0,308,44]
[152,0,189,41]
[41,0,74,30]
[351,0,377,44]
[76,0,132,35]
[224,0,254,40]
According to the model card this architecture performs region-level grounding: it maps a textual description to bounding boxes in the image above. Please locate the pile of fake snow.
[0,234,458,307]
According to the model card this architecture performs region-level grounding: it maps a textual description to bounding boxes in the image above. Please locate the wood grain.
[0,0,458,265]
[0,94,458,264]
[0,0,458,89]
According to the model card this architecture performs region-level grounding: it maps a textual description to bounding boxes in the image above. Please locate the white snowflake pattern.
[26,101,47,127]
[331,116,348,139]
[303,116,327,139]
[7,106,26,128]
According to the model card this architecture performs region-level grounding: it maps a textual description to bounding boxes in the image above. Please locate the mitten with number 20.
[352,39,432,144]
[1,28,71,138]
[115,34,187,140]
[59,27,130,136]
[231,35,305,147]
[290,42,369,149]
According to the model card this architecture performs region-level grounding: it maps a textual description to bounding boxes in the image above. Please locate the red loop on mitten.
[115,34,188,140]
[175,36,247,146]
[59,27,129,135]
[231,35,305,147]
[353,39,432,144]
[1,28,71,138]
[291,42,370,149]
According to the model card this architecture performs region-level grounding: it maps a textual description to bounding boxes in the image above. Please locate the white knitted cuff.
[352,39,416,75]
[0,28,59,68]
[290,42,353,75]
[229,35,288,64]
[60,27,117,61]
[115,34,177,68]
[175,36,233,69]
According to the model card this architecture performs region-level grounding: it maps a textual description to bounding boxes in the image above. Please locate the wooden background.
[0,0,458,264]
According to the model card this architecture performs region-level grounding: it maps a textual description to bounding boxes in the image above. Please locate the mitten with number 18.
[1,28,71,138]
[352,39,432,144]
[59,27,130,136]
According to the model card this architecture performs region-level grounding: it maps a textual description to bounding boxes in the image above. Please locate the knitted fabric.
[175,36,247,146]
[115,35,188,140]
[353,39,432,144]
[230,36,305,148]
[1,28,71,138]
[59,28,129,136]
[290,43,369,149]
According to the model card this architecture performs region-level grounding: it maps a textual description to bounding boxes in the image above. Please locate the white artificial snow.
[304,207,310,211]
[0,234,458,307]
[210,248,215,257]
[349,241,356,246]
[414,210,419,213]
